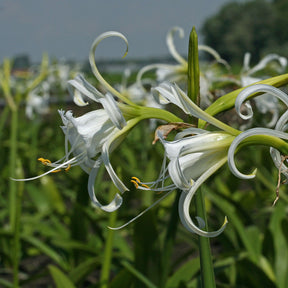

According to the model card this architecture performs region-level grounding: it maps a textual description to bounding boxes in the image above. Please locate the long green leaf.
[69,257,100,284]
[166,257,200,288]
[48,265,76,288]
[121,261,158,288]
[22,236,68,270]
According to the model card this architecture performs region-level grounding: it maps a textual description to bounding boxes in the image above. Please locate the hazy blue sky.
[0,0,235,62]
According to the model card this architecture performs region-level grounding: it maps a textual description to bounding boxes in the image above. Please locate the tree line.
[201,0,288,64]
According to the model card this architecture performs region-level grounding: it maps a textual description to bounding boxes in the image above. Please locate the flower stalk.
[187,27,216,288]
[0,60,22,288]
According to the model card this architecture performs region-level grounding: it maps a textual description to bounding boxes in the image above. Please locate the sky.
[0,0,236,63]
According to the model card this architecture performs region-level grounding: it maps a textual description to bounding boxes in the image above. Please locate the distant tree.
[12,54,31,70]
[201,0,281,64]
[267,0,288,55]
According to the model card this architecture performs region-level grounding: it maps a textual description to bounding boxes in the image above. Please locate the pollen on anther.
[65,164,71,172]
[141,184,150,189]
[51,169,62,173]
[38,157,52,165]
[131,176,141,183]
[130,179,139,188]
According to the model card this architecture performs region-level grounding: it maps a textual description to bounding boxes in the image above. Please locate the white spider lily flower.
[127,130,233,237]
[25,81,50,119]
[14,94,129,212]
[160,131,234,190]
[240,53,287,128]
[161,131,231,237]
[241,52,287,85]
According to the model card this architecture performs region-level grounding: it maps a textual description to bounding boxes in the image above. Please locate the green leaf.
[166,257,200,288]
[121,261,158,288]
[205,186,260,262]
[133,209,160,287]
[22,236,68,270]
[69,257,100,284]
[48,265,76,288]
[109,268,133,288]
[0,278,13,288]
[269,202,288,288]
[236,259,276,287]
[27,175,65,215]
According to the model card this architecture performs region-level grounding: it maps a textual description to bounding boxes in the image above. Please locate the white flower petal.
[99,93,126,129]
[88,159,123,212]
[166,26,186,65]
[68,74,104,104]
[228,127,288,179]
[178,157,228,237]
[235,84,288,121]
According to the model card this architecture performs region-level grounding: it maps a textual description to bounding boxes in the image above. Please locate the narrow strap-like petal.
[88,159,123,212]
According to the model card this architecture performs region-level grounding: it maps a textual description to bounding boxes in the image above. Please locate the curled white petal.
[73,89,89,106]
[68,74,104,103]
[178,157,228,237]
[235,84,288,121]
[228,127,288,179]
[88,159,123,212]
[245,53,287,76]
[166,26,186,65]
[102,131,129,194]
[198,45,230,69]
[270,110,288,178]
[136,63,185,88]
[88,31,131,104]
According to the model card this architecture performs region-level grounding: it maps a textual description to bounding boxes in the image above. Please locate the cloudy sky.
[0,0,236,63]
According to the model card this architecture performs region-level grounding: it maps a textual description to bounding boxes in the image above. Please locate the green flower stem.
[9,107,22,288]
[0,105,10,141]
[198,73,288,129]
[0,59,17,111]
[120,104,184,124]
[195,190,216,287]
[1,60,22,287]
[139,106,183,123]
[239,134,288,155]
[188,27,216,288]
[100,181,119,288]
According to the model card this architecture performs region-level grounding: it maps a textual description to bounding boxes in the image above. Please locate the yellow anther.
[131,176,150,189]
[51,169,62,173]
[64,164,71,172]
[140,183,150,189]
[131,176,141,183]
[130,179,139,189]
[38,157,52,165]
